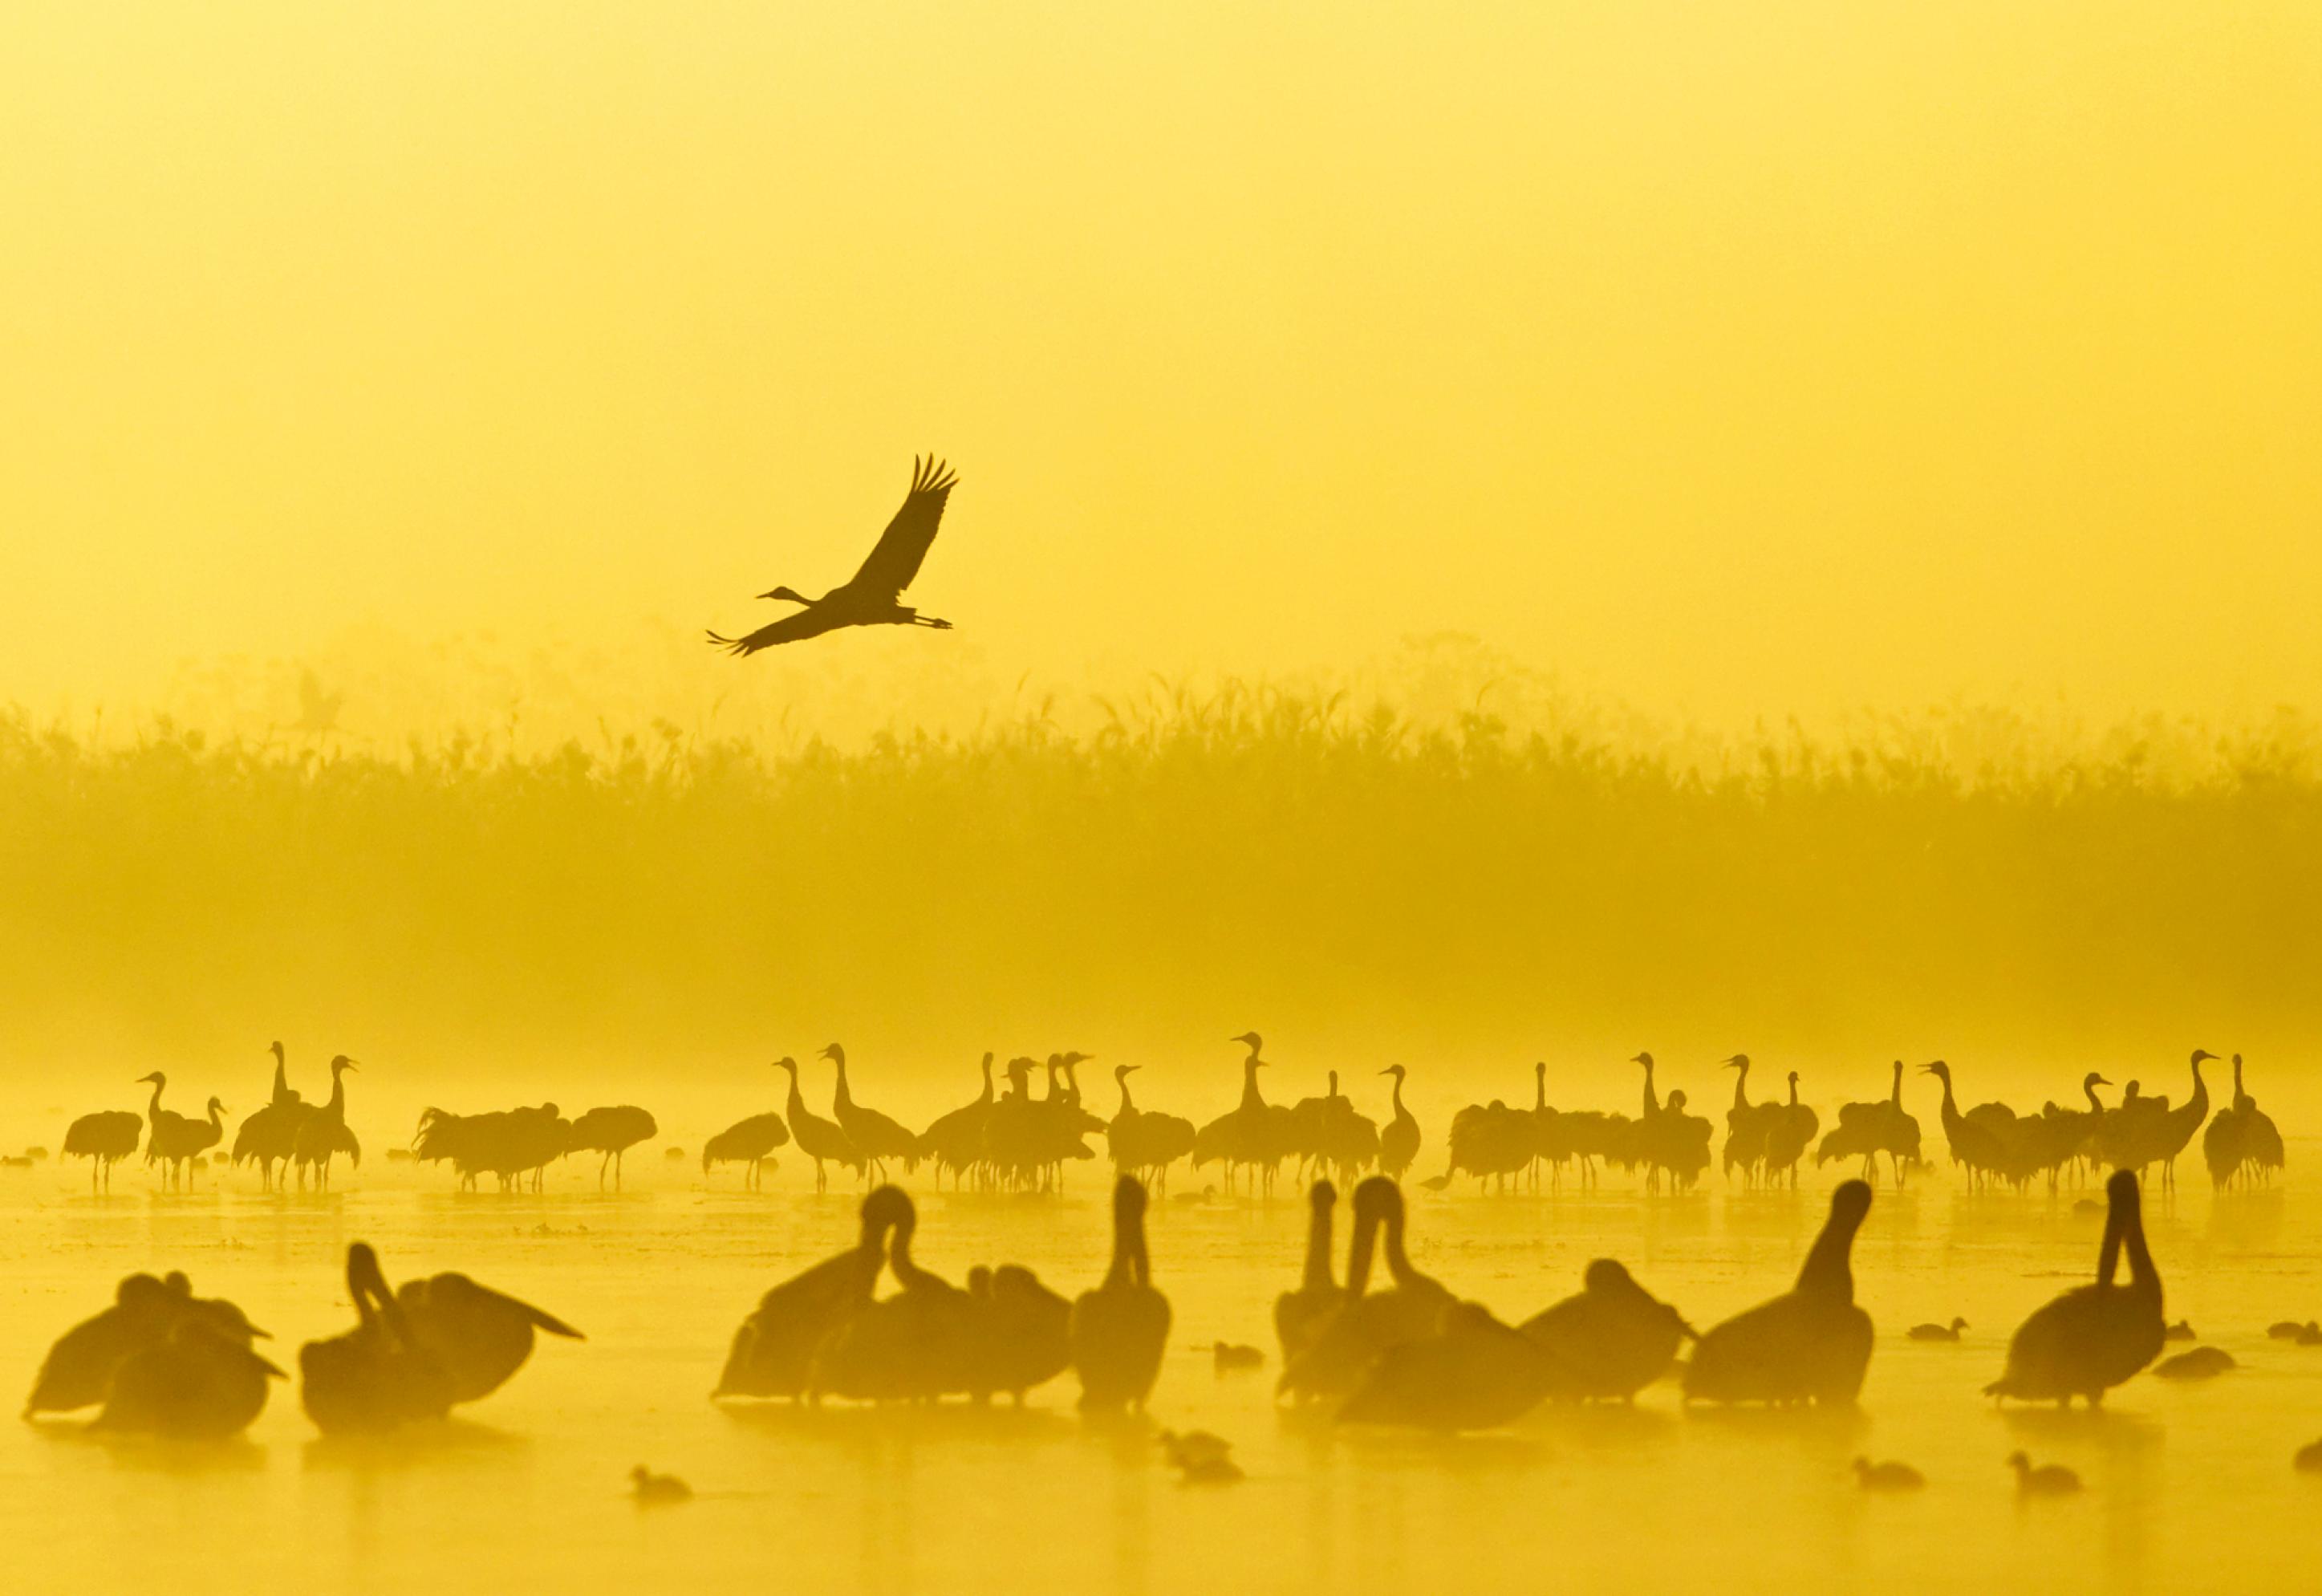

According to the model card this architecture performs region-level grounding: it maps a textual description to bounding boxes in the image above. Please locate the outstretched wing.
[706,607,850,656]
[847,455,956,600]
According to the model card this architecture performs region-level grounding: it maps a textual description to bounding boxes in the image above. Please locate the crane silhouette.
[708,457,960,654]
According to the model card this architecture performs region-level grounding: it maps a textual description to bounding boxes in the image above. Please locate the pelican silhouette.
[1277,1178,1451,1400]
[94,1310,283,1439]
[1338,1298,1557,1431]
[26,1273,270,1419]
[394,1271,583,1403]
[1985,1169,2163,1407]
[298,1243,455,1433]
[1070,1177,1171,1411]
[963,1264,1073,1403]
[1520,1259,1692,1402]
[1273,1180,1343,1367]
[715,1187,912,1399]
[708,457,959,654]
[810,1190,973,1401]
[1683,1180,1875,1405]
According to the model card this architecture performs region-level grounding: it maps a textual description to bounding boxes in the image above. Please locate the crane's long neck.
[1535,1065,1548,1112]
[1889,1061,1904,1107]
[1042,1059,1061,1103]
[1391,1074,1407,1117]
[976,1057,993,1105]
[834,1059,854,1111]
[146,1079,165,1119]
[2085,1078,2105,1113]
[2186,1058,2207,1115]
[1730,1063,1749,1114]
[1640,1060,1658,1119]
[2233,1057,2248,1111]
[271,1054,290,1104]
[1787,1077,1800,1107]
[1116,1073,1136,1114]
[1239,1059,1264,1111]
[324,1070,346,1119]
[1301,1192,1334,1291]
[206,1102,224,1131]
[1936,1070,1960,1120]
[781,1066,807,1119]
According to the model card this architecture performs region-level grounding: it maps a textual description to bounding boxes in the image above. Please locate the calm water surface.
[4,1147,2320,1594]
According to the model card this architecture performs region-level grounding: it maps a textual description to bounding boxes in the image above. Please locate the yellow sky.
[2,1,2316,733]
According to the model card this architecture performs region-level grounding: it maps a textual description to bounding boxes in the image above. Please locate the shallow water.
[5,1150,2320,1594]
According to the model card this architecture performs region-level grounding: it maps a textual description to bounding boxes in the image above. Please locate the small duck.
[2299,1322,2322,1348]
[2154,1346,2235,1380]
[2162,1319,2196,1342]
[1852,1456,1925,1491]
[1159,1429,1233,1469]
[2007,1452,2082,1497]
[1170,1185,1218,1205]
[2267,1320,2308,1341]
[1906,1318,1967,1342]
[1209,1341,1265,1373]
[631,1464,692,1505]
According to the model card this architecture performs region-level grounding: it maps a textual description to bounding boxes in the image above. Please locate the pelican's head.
[759,586,812,604]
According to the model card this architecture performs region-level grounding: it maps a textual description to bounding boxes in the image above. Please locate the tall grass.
[2,683,2317,1104]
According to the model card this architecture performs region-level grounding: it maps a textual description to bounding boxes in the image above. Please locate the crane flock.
[49,1039,2290,1202]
